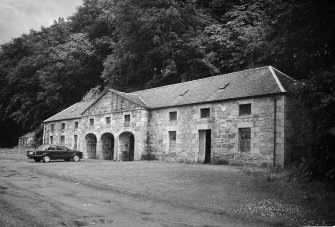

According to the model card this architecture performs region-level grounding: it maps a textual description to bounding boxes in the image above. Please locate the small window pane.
[74,122,78,129]
[200,108,210,118]
[61,123,65,129]
[89,119,94,126]
[169,111,177,121]
[239,104,251,115]
[51,124,54,131]
[106,117,111,124]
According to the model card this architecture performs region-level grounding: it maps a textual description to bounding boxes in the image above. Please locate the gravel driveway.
[0,148,330,226]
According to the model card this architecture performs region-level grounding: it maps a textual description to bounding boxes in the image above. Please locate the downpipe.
[273,96,277,167]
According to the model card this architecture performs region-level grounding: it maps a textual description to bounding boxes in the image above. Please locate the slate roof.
[129,66,297,109]
[43,66,297,122]
[43,100,95,122]
[19,130,37,139]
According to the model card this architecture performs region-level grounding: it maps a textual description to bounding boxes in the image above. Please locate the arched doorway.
[101,133,114,160]
[119,132,135,161]
[85,133,97,159]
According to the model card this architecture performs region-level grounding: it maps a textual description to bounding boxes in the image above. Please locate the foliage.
[292,67,335,186]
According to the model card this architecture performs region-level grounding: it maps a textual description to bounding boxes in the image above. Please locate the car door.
[47,145,58,159]
[57,145,72,159]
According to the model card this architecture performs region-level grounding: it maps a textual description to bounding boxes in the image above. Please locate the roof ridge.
[128,66,270,94]
[269,66,299,83]
[108,89,148,108]
[269,66,286,92]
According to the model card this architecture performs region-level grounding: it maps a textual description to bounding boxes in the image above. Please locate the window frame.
[239,128,251,153]
[74,121,79,129]
[239,103,251,116]
[89,119,94,126]
[200,108,210,118]
[169,131,177,149]
[106,117,111,124]
[124,114,130,127]
[61,122,65,130]
[60,135,65,145]
[169,111,177,121]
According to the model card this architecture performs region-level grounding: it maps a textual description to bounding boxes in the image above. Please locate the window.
[169,131,176,149]
[169,111,177,121]
[74,135,78,150]
[124,114,130,127]
[239,104,251,115]
[50,136,53,144]
[239,128,251,152]
[89,119,94,126]
[106,117,111,124]
[200,108,210,118]
[51,124,54,132]
[60,135,65,145]
[48,145,56,150]
[61,123,65,130]
[74,122,78,129]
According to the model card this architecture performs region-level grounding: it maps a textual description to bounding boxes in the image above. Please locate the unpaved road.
[0,148,330,226]
[0,159,259,227]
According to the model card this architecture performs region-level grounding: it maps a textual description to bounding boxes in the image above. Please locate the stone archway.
[85,133,97,159]
[119,132,135,161]
[101,133,114,160]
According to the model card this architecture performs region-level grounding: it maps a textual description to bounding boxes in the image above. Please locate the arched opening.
[119,132,135,161]
[101,133,114,160]
[85,133,97,159]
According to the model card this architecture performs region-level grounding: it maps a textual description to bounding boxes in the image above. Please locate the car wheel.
[43,155,51,163]
[73,155,80,162]
[34,158,41,162]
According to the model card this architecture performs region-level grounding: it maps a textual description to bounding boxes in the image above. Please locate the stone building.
[42,66,296,167]
[19,130,37,147]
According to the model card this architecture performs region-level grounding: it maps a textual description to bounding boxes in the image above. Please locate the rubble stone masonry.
[43,92,292,167]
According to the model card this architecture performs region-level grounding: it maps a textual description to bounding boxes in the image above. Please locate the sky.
[0,0,82,44]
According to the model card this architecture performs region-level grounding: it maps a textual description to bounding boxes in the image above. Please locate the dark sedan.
[27,144,83,163]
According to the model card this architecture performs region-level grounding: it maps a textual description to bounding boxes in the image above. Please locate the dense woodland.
[0,0,334,184]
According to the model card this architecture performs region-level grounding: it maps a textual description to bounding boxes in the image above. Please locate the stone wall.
[147,95,288,167]
[43,92,292,166]
[43,119,82,150]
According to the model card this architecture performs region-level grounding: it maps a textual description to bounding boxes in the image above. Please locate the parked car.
[27,144,83,163]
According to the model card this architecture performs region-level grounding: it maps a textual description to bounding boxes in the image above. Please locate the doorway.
[198,130,211,164]
[85,133,97,159]
[101,133,114,160]
[119,132,135,161]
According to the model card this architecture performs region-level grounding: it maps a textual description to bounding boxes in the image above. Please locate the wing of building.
[42,66,297,167]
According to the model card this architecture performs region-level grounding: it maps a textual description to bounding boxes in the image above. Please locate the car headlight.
[28,151,34,154]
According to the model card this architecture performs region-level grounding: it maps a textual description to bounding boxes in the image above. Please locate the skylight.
[219,83,230,90]
[179,90,189,96]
